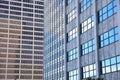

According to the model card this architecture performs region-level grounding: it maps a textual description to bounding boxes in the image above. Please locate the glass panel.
[117,56,120,63]
[108,2,113,10]
[104,32,108,39]
[109,29,114,36]
[110,36,114,43]
[102,67,105,74]
[117,63,120,70]
[111,65,116,72]
[108,9,113,17]
[105,59,110,66]
[104,39,109,46]
[103,7,107,14]
[106,66,110,73]
[111,57,116,64]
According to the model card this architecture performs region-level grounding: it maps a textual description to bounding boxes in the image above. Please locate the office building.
[44,0,120,80]
[0,0,44,80]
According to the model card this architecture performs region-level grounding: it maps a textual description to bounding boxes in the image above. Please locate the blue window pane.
[102,61,105,67]
[108,3,113,10]
[105,59,110,66]
[104,32,108,39]
[114,7,117,13]
[104,39,109,46]
[113,0,117,7]
[83,0,87,5]
[100,41,104,47]
[85,48,88,54]
[111,57,116,64]
[108,9,113,17]
[87,1,90,7]
[110,36,114,43]
[88,41,92,46]
[103,7,107,13]
[115,27,118,34]
[117,56,120,63]
[100,35,103,40]
[85,43,88,48]
[117,63,120,70]
[109,29,114,36]
[89,46,92,52]
[99,10,102,16]
[99,16,102,22]
[103,13,107,20]
[115,35,118,41]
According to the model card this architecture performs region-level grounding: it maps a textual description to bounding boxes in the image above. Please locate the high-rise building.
[0,0,44,80]
[44,0,120,80]
[44,0,65,80]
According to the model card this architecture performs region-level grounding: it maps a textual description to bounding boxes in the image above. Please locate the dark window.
[34,56,43,59]
[22,36,33,40]
[23,8,33,12]
[0,9,9,14]
[0,14,8,18]
[34,28,44,31]
[23,13,33,17]
[10,11,21,15]
[35,6,44,9]
[10,16,21,20]
[21,55,32,59]
[35,1,44,5]
[0,1,9,4]
[23,4,33,8]
[10,2,21,6]
[23,26,33,30]
[0,5,8,9]
[10,6,21,11]
[22,50,32,54]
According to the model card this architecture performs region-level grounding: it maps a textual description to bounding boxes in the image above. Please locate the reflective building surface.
[44,0,120,80]
[0,0,44,80]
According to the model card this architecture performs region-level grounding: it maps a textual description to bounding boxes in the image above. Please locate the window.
[82,64,96,78]
[66,0,73,5]
[81,16,94,33]
[101,55,120,74]
[99,27,118,47]
[68,69,78,80]
[81,39,95,55]
[68,48,78,61]
[67,8,76,23]
[67,27,77,42]
[98,0,117,22]
[80,0,93,12]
